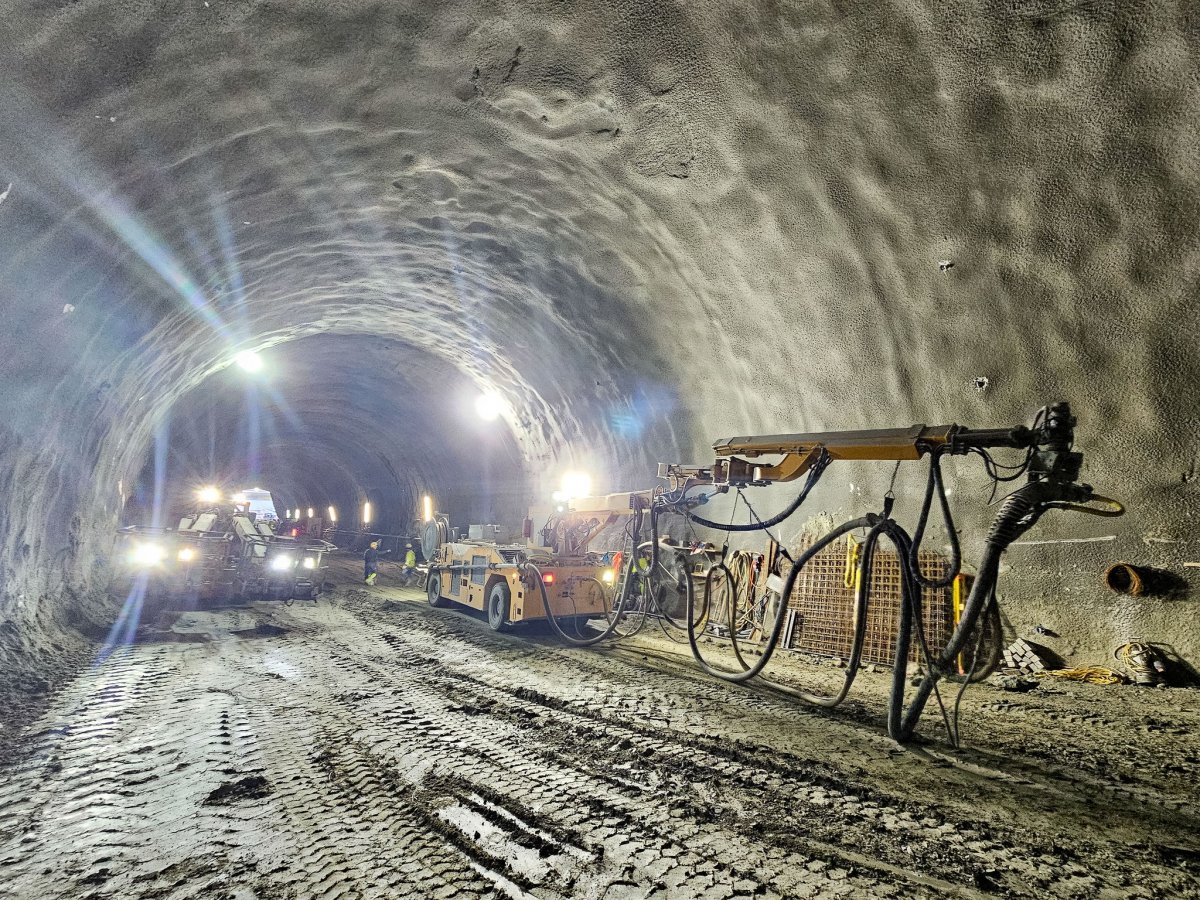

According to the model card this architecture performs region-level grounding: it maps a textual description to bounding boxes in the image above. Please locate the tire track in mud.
[338,638,1026,897]
[0,645,286,900]
[343,596,1200,899]
[286,611,906,898]
[319,616,1014,896]
[3,597,1198,900]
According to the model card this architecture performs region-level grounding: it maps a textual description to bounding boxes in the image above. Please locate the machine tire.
[487,581,511,632]
[427,570,449,608]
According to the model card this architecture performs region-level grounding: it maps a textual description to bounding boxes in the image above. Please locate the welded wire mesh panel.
[784,537,956,666]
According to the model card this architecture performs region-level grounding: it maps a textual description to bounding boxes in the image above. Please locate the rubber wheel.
[427,570,449,608]
[487,582,511,632]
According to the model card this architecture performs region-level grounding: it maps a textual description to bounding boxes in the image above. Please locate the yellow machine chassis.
[429,542,610,627]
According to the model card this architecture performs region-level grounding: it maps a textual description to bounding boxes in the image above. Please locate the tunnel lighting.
[602,569,615,584]
[560,471,592,501]
[328,506,337,522]
[474,391,505,422]
[131,543,166,567]
[285,508,293,519]
[234,350,264,373]
[307,507,315,518]
[177,547,196,563]
[303,557,316,570]
[362,501,372,524]
[270,555,294,571]
[195,485,221,504]
[541,572,555,585]
[422,495,433,523]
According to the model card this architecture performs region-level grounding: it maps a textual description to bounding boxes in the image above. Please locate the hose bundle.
[648,446,1067,744]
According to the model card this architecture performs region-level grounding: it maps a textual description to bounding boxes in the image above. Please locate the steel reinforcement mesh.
[785,537,956,666]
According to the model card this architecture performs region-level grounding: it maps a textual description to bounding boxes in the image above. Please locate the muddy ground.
[1,559,1197,899]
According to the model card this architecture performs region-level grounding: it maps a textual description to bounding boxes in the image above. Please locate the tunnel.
[1,2,1198,898]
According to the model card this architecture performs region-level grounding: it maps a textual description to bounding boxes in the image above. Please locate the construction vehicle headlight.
[302,557,316,570]
[177,547,196,562]
[131,543,166,567]
[602,570,615,584]
[271,555,294,571]
[195,486,221,504]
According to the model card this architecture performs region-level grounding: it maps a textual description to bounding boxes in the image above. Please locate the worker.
[400,543,417,585]
[363,540,383,585]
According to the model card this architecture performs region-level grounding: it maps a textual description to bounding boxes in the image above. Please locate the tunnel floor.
[1,570,1198,900]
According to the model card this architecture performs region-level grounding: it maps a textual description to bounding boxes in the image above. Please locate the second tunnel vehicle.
[424,514,621,630]
[426,541,610,632]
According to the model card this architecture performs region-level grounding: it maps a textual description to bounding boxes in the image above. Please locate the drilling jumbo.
[422,497,639,632]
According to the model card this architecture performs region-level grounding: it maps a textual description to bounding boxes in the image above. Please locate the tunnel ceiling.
[2,1,1199,664]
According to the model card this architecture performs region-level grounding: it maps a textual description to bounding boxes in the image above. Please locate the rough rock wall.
[1,1,1197,676]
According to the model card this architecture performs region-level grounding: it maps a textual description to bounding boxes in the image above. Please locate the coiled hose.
[658,474,1058,741]
[681,514,878,684]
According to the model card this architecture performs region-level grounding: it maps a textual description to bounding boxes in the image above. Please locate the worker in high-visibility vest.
[400,543,417,585]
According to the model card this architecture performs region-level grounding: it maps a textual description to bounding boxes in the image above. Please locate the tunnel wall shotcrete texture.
[1,0,1199,715]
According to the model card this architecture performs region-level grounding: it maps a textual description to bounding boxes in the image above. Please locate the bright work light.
[474,391,505,421]
[196,486,220,504]
[560,472,592,501]
[235,350,264,373]
[131,543,166,567]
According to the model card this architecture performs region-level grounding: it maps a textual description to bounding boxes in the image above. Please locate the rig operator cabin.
[1,3,1197,899]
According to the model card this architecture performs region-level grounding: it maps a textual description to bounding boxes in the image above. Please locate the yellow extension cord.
[1036,666,1126,685]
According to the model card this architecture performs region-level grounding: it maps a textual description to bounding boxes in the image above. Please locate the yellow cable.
[844,536,860,590]
[1036,666,1126,685]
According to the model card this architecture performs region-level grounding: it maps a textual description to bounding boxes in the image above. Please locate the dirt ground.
[1,558,1197,900]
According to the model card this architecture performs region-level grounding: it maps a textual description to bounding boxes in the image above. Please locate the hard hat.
[406,543,413,548]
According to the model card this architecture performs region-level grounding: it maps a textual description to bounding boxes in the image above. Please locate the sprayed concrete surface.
[2,574,1197,899]
[2,1,1200,711]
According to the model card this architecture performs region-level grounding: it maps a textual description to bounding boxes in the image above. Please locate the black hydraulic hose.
[942,585,1002,684]
[636,539,687,631]
[682,452,830,532]
[791,519,888,707]
[526,557,637,647]
[890,481,1053,741]
[908,450,961,589]
[528,509,648,647]
[684,516,876,683]
[703,562,749,671]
